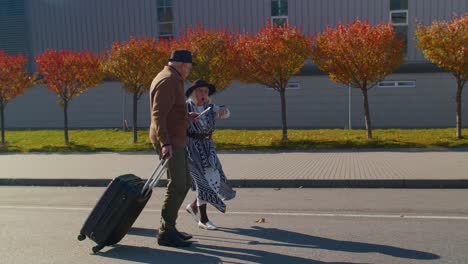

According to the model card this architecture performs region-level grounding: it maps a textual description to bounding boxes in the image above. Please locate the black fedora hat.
[168,50,196,65]
[185,79,216,98]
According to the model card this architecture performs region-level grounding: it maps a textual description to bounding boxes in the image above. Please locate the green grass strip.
[0,128,467,152]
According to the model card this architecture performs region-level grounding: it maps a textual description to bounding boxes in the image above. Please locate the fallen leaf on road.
[255,218,266,223]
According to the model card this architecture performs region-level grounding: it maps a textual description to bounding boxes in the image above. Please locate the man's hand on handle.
[162,145,173,160]
[188,112,200,122]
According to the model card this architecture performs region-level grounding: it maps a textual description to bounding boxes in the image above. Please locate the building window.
[390,10,408,25]
[378,80,416,88]
[271,0,288,26]
[390,0,408,54]
[158,0,173,38]
[265,82,301,91]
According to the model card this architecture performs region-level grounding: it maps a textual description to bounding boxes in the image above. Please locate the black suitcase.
[77,157,167,253]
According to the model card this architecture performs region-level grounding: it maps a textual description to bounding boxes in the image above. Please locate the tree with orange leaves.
[416,15,467,139]
[36,50,103,145]
[311,20,404,139]
[0,51,38,145]
[102,37,170,143]
[236,22,311,140]
[174,24,238,90]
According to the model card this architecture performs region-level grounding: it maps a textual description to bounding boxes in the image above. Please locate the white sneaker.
[186,204,200,223]
[198,220,218,230]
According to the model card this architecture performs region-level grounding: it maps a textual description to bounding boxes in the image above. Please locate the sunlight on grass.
[0,128,467,152]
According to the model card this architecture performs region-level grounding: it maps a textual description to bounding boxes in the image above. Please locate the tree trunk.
[456,79,463,139]
[362,88,372,139]
[133,92,138,143]
[279,88,288,141]
[63,99,69,145]
[1,101,5,145]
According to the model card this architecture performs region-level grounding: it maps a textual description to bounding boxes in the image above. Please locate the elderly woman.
[185,79,236,230]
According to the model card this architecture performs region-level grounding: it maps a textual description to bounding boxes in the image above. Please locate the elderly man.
[149,50,198,247]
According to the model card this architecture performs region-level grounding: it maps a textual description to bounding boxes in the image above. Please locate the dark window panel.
[391,11,407,24]
[157,7,173,22]
[157,0,172,8]
[159,22,173,36]
[271,0,288,16]
[390,0,408,10]
[272,17,288,26]
[394,25,408,54]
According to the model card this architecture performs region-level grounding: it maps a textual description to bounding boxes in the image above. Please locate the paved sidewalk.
[1,150,468,188]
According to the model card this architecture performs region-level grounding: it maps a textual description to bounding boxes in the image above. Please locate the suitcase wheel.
[77,234,86,241]
[92,245,104,253]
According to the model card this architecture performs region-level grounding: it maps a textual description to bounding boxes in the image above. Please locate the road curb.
[1,179,467,188]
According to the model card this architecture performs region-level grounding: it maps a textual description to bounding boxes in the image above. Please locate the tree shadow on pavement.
[105,227,363,264]
[190,226,439,262]
[96,242,360,264]
[121,226,439,263]
[185,243,364,264]
[128,227,157,238]
[96,244,221,264]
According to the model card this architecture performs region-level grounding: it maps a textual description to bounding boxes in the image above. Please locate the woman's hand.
[217,106,230,119]
[218,107,227,117]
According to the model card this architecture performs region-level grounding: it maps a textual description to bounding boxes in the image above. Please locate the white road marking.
[1,205,468,220]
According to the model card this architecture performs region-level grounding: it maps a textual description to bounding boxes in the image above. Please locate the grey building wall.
[213,73,468,129]
[174,0,271,34]
[23,0,468,63]
[0,0,29,56]
[6,82,131,128]
[7,72,468,129]
[175,0,468,62]
[26,0,162,66]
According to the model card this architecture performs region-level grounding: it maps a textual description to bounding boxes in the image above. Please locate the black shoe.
[175,229,193,241]
[158,230,192,247]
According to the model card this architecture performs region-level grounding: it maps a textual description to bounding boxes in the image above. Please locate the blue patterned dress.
[186,101,235,213]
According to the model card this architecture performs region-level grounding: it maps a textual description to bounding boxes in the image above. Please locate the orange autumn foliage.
[173,25,238,90]
[36,50,102,102]
[0,51,37,103]
[311,20,404,90]
[102,37,170,95]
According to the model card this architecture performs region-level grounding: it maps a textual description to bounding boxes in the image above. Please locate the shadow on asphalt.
[195,226,439,262]
[120,225,439,263]
[96,244,221,264]
[127,227,158,238]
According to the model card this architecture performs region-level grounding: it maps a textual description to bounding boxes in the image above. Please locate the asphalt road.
[1,187,467,264]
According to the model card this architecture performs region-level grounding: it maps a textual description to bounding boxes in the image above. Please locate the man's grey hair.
[168,61,183,67]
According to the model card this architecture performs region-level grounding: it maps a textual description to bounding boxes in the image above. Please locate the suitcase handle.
[141,153,169,197]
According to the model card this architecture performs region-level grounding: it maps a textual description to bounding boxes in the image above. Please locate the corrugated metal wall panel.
[0,0,29,58]
[20,0,467,68]
[26,0,165,61]
[289,0,388,35]
[7,73,468,129]
[175,0,270,33]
